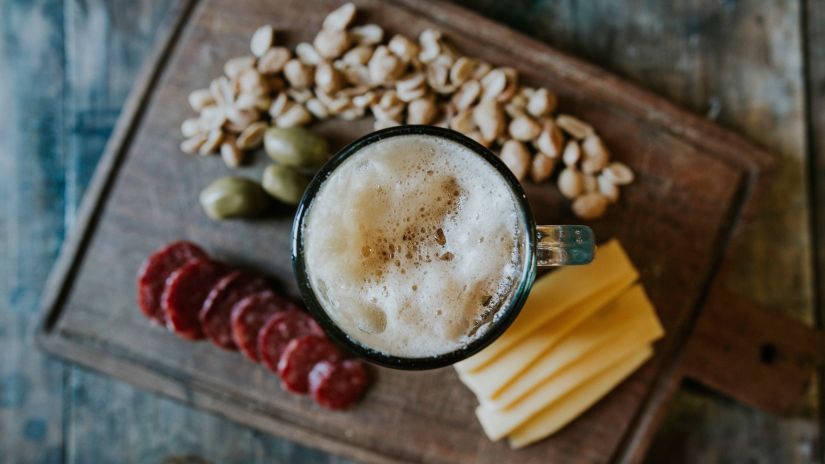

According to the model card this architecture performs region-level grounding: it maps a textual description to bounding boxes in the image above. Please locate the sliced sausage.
[230,291,294,362]
[199,271,270,350]
[162,259,228,340]
[137,241,207,324]
[309,359,368,410]
[258,309,324,373]
[277,335,343,394]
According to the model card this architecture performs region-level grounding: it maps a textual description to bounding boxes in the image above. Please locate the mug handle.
[536,225,595,266]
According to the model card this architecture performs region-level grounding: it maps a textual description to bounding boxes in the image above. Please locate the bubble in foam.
[357,304,388,334]
[303,134,522,358]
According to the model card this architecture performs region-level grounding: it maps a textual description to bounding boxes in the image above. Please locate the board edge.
[37,330,411,464]
[394,0,776,174]
[35,0,198,339]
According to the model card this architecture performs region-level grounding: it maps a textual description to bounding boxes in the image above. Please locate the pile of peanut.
[179,3,634,220]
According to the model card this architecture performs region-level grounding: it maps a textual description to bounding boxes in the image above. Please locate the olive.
[262,164,310,205]
[199,176,269,220]
[263,127,329,168]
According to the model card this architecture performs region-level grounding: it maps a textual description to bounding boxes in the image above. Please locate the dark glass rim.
[291,125,537,370]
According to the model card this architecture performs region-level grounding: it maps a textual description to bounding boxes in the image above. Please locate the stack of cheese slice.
[454,240,664,448]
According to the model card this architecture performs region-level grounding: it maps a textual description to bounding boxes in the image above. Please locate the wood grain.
[59,1,342,462]
[35,0,811,462]
[0,1,66,462]
[805,0,825,459]
[2,0,819,463]
[446,1,819,462]
[377,1,825,462]
[682,290,825,415]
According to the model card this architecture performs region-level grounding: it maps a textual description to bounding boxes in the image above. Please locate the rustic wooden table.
[1,0,822,462]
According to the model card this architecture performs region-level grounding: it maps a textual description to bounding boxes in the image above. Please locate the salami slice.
[137,241,208,324]
[162,259,228,340]
[277,335,344,394]
[199,271,270,350]
[230,291,289,362]
[309,359,368,410]
[258,309,324,373]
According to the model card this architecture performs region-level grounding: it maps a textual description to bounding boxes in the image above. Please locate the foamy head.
[302,134,524,358]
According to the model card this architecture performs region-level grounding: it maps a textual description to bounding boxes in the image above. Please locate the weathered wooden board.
[34,0,820,462]
[0,1,68,461]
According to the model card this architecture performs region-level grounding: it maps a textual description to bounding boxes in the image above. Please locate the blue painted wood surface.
[1,0,821,462]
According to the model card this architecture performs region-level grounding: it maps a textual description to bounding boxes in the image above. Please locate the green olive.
[262,164,310,205]
[199,176,269,220]
[263,127,329,168]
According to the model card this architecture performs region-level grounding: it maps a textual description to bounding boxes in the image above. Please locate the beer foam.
[302,134,523,358]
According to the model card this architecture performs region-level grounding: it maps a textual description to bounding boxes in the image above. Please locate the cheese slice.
[484,284,663,411]
[456,274,636,401]
[455,240,637,373]
[508,345,653,449]
[474,286,663,439]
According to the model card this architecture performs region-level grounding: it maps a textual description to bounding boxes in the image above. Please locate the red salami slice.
[230,291,290,362]
[309,359,368,410]
[162,259,228,340]
[137,241,207,324]
[199,271,270,350]
[277,335,344,394]
[258,309,324,373]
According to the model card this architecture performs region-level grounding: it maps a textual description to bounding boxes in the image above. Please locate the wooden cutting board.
[36,0,825,462]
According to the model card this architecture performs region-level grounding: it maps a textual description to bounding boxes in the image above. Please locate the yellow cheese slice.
[474,286,663,439]
[455,240,637,373]
[508,345,653,449]
[484,284,663,411]
[456,274,636,401]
